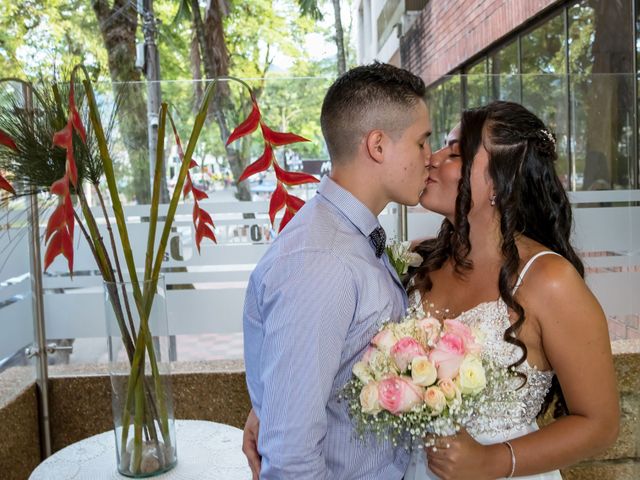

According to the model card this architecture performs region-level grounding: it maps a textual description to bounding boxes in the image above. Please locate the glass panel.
[0,81,35,393]
[426,75,463,150]
[570,0,635,190]
[465,59,490,108]
[521,13,570,187]
[490,40,521,102]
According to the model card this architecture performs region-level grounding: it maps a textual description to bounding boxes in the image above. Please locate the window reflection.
[425,0,637,191]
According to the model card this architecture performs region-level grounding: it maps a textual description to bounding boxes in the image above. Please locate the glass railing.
[0,74,638,374]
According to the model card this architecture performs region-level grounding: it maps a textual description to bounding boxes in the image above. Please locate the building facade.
[355,0,638,192]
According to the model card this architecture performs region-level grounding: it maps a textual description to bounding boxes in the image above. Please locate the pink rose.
[443,319,480,354]
[377,376,424,414]
[390,337,427,371]
[417,315,442,345]
[429,333,465,379]
[371,329,398,354]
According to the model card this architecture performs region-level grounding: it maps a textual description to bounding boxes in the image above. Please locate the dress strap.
[512,251,562,295]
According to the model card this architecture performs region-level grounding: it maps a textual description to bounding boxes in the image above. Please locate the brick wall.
[401,0,564,84]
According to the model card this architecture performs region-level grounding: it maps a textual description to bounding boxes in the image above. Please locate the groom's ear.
[365,130,385,164]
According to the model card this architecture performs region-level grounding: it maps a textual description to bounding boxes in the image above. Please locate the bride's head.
[418,101,582,276]
[412,101,584,418]
[456,100,573,257]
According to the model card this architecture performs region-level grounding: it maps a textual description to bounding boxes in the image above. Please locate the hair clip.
[540,129,556,148]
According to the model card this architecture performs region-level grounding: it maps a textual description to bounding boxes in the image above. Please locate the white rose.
[458,355,487,395]
[411,356,437,387]
[352,361,374,384]
[424,386,447,414]
[359,382,382,414]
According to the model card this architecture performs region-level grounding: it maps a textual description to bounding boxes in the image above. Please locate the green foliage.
[0,0,106,80]
[0,79,118,192]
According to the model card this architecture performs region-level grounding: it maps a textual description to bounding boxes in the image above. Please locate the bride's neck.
[466,214,504,264]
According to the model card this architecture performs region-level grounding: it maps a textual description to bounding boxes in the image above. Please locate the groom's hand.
[242,408,261,479]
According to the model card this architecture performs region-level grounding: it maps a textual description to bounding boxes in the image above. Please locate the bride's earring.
[490,194,496,207]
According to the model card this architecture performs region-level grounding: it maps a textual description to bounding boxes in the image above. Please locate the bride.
[405,101,619,479]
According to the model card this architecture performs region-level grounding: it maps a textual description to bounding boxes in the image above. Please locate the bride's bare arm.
[426,256,619,479]
[500,257,619,474]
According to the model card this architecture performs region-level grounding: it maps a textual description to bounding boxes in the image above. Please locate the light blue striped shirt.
[243,176,410,479]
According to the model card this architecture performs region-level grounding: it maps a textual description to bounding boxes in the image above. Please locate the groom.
[242,62,432,479]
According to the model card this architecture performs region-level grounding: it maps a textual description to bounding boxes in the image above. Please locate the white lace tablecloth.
[29,419,252,479]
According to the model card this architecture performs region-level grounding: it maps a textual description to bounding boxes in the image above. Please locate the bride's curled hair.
[411,101,583,418]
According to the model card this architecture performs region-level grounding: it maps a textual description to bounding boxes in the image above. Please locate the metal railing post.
[23,82,52,458]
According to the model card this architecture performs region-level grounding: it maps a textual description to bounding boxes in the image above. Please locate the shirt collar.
[317,176,381,238]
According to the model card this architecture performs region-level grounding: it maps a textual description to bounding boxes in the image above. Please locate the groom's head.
[320,62,427,165]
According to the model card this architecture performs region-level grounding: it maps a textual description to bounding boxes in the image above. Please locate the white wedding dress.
[405,252,563,480]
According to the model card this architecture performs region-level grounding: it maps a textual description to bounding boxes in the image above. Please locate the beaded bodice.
[413,293,554,438]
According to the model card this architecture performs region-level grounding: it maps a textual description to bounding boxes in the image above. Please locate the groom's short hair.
[320,62,426,164]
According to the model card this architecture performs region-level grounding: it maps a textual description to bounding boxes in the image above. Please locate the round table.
[29,419,252,479]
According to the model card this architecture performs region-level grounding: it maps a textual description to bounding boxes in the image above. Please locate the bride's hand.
[425,429,510,480]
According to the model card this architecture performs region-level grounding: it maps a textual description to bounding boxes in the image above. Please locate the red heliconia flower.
[274,191,307,233]
[169,119,217,252]
[286,193,305,213]
[279,206,295,233]
[0,174,15,195]
[260,123,309,147]
[232,93,316,232]
[237,144,274,183]
[68,82,87,143]
[43,186,75,273]
[273,161,319,186]
[44,225,74,273]
[226,98,261,146]
[53,121,78,187]
[268,182,287,224]
[194,204,216,253]
[0,128,17,151]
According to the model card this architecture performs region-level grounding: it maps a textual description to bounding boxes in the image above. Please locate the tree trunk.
[191,0,252,202]
[331,0,346,75]
[92,0,151,204]
[583,0,633,190]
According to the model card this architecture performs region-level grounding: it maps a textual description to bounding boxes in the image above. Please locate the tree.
[91,0,152,203]
[297,0,347,75]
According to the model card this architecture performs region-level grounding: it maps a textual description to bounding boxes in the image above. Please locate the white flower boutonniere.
[385,241,423,276]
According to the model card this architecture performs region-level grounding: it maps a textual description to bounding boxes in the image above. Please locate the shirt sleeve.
[256,250,357,479]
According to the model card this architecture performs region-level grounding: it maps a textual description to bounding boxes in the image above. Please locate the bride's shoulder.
[521,250,581,293]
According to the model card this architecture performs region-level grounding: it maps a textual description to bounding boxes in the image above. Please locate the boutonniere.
[385,241,423,276]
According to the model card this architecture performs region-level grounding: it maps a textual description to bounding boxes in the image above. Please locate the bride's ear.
[365,130,385,164]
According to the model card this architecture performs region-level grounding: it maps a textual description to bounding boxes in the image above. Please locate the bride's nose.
[429,148,446,168]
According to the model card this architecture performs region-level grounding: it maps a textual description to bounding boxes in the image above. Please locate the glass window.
[464,59,490,108]
[427,75,462,151]
[571,0,634,190]
[490,40,521,102]
[521,12,570,187]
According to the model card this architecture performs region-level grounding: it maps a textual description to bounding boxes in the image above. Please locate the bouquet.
[342,306,517,448]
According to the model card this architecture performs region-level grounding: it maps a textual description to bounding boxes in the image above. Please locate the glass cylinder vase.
[104,275,177,477]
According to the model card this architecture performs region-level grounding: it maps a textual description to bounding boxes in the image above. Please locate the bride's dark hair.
[409,100,583,418]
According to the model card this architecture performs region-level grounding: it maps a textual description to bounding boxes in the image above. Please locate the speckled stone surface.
[560,339,640,479]
[0,375,40,480]
[0,346,637,479]
[563,460,640,480]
